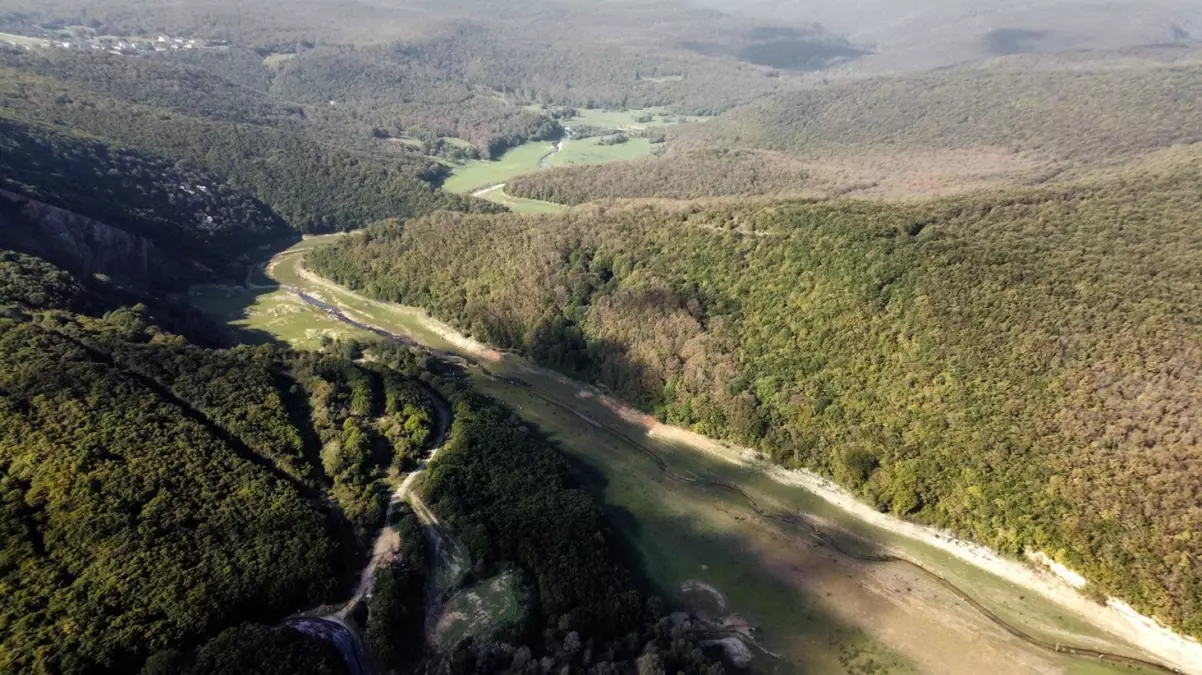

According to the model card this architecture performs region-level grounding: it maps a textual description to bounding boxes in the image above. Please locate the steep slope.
[0,254,340,673]
[0,65,490,234]
[0,117,295,288]
[308,164,1202,639]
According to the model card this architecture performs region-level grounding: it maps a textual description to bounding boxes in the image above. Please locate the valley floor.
[188,236,1201,675]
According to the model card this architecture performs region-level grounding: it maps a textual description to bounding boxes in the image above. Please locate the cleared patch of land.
[432,571,527,649]
[263,52,297,68]
[442,142,556,194]
[544,106,705,129]
[0,32,50,48]
[544,137,655,168]
[471,184,568,214]
[187,282,376,350]
[443,107,703,198]
[185,238,1188,675]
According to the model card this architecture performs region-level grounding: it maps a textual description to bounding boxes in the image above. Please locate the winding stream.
[539,137,566,169]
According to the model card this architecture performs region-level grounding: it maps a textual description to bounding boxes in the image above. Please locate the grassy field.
[187,281,375,350]
[441,106,703,201]
[545,137,655,168]
[0,32,50,48]
[472,185,568,214]
[263,52,297,68]
[441,141,556,194]
[187,238,1176,675]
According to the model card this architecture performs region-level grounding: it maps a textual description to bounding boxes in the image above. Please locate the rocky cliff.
[0,189,211,292]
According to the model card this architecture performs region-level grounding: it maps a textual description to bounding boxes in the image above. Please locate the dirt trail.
[285,376,453,675]
[271,244,1201,675]
[471,183,504,198]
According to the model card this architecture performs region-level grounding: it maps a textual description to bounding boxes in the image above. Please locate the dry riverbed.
[196,238,1200,675]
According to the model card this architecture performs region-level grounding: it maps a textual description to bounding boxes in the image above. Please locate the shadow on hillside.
[548,421,918,673]
[185,269,298,348]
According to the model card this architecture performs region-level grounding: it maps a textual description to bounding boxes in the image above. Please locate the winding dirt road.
[288,373,453,675]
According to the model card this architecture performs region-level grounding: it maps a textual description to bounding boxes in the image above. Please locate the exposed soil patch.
[680,580,728,619]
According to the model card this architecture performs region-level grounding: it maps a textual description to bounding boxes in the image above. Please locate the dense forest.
[416,379,727,675]
[0,116,292,263]
[675,62,1202,163]
[0,250,730,674]
[266,45,563,160]
[507,149,810,204]
[508,58,1202,207]
[0,60,494,234]
[309,163,1202,639]
[0,0,849,163]
[0,0,828,109]
[0,250,444,673]
[6,0,1202,669]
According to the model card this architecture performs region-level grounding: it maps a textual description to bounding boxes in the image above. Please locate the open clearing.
[263,52,297,68]
[0,32,50,47]
[188,282,375,349]
[441,142,556,194]
[443,106,702,205]
[544,137,656,168]
[471,184,568,214]
[432,571,527,649]
[189,237,1195,675]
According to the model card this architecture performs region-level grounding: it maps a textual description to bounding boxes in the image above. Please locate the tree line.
[507,149,810,204]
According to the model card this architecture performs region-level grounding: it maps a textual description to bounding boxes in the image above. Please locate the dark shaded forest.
[0,117,292,262]
[0,58,495,235]
[310,164,1202,638]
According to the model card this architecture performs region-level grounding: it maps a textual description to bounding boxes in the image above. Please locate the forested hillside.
[0,117,292,263]
[0,48,301,125]
[0,63,490,233]
[518,58,1202,205]
[310,166,1202,638]
[0,0,840,162]
[677,62,1202,162]
[507,149,810,203]
[0,250,444,674]
[1,249,732,674]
